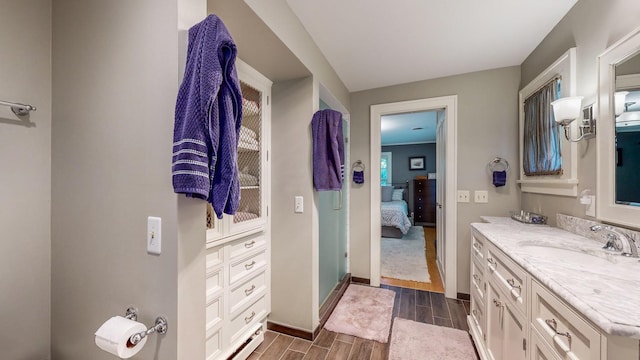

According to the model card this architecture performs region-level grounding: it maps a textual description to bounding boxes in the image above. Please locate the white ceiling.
[381,111,438,146]
[286,0,578,92]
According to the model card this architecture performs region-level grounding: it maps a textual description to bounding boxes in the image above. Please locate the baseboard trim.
[319,273,350,329]
[351,276,370,285]
[268,274,352,342]
[267,322,313,341]
[457,292,470,301]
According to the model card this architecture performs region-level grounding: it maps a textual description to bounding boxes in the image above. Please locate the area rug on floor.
[389,318,477,360]
[324,284,395,343]
[381,226,431,283]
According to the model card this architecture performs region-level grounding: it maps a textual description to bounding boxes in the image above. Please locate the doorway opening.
[370,96,458,299]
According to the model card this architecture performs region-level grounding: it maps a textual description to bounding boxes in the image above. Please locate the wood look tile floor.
[381,227,444,293]
[250,287,471,360]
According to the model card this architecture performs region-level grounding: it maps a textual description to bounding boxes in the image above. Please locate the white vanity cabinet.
[469,226,640,360]
[205,59,271,360]
[480,239,527,360]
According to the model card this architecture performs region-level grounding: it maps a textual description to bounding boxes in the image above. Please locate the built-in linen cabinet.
[205,59,271,360]
[206,58,271,242]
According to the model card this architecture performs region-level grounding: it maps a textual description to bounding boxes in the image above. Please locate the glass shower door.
[318,117,348,306]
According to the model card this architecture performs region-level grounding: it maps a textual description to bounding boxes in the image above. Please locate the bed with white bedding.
[381,200,412,236]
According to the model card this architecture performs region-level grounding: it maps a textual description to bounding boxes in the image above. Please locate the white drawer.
[230,296,267,343]
[206,296,223,334]
[206,267,223,302]
[230,270,267,316]
[486,243,527,316]
[470,291,486,342]
[531,280,601,360]
[531,326,562,360]
[230,250,266,285]
[206,245,224,269]
[471,259,485,302]
[229,233,266,260]
[472,231,487,265]
[205,327,222,360]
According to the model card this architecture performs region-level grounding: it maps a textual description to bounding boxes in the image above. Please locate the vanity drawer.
[471,259,486,302]
[470,291,486,342]
[229,270,267,316]
[230,250,266,285]
[471,230,487,265]
[230,296,267,343]
[530,326,562,360]
[229,233,266,260]
[486,244,527,316]
[531,280,601,360]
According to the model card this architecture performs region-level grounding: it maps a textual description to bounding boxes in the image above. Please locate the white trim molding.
[370,96,458,298]
[518,48,579,197]
[597,25,640,229]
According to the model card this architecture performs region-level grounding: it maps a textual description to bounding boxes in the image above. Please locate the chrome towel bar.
[0,99,36,116]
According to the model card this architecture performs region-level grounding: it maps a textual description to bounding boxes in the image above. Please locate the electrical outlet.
[457,190,470,203]
[475,190,489,203]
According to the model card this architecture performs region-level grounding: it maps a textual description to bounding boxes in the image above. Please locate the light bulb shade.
[615,91,629,116]
[551,96,583,125]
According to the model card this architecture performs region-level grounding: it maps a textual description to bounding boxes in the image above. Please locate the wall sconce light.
[551,96,596,142]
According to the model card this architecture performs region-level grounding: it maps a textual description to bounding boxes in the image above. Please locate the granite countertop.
[471,222,640,339]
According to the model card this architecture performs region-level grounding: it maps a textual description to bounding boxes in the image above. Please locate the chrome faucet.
[590,225,639,258]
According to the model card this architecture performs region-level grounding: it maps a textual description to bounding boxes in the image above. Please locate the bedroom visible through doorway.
[378,110,443,292]
[370,96,458,299]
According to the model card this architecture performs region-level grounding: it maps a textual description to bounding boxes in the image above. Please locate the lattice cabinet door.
[206,59,271,243]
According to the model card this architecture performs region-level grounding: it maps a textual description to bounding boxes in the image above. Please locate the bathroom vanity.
[468,219,640,360]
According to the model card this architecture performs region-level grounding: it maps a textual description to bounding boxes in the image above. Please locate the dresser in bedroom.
[413,179,436,226]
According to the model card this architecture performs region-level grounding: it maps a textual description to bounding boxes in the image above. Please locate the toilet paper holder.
[124,307,168,346]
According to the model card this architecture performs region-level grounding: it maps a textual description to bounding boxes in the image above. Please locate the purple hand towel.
[312,109,344,191]
[493,170,507,187]
[172,15,243,219]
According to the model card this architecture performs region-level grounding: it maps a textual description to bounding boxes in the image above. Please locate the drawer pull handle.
[506,278,521,292]
[473,242,482,251]
[487,258,497,270]
[492,298,502,307]
[472,309,478,317]
[244,311,256,324]
[245,261,256,270]
[244,240,256,248]
[473,274,480,282]
[544,318,572,344]
[244,285,256,296]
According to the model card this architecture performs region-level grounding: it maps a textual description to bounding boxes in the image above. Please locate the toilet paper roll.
[95,316,148,359]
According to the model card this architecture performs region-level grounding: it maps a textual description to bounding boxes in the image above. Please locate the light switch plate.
[147,216,161,255]
[294,196,304,213]
[457,190,470,203]
[475,190,489,203]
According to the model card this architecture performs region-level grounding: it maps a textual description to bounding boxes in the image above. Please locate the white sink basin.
[519,244,615,265]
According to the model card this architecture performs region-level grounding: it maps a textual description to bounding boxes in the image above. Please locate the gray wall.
[350,66,522,294]
[382,143,436,181]
[520,0,640,225]
[50,1,202,358]
[0,1,52,358]
[270,76,317,331]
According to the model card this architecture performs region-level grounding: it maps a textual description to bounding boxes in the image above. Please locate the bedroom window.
[381,152,392,185]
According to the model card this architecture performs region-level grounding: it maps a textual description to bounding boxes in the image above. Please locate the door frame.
[370,96,458,298]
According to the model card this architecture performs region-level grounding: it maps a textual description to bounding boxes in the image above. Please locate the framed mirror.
[597,26,640,229]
